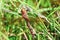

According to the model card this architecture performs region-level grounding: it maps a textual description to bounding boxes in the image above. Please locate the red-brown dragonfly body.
[21,8,36,37]
[21,8,29,21]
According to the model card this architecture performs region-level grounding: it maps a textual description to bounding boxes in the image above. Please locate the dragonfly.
[21,7,36,37]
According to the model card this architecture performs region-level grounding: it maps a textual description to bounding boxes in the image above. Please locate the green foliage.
[0,0,60,40]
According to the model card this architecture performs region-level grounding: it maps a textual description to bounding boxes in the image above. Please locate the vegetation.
[0,0,60,40]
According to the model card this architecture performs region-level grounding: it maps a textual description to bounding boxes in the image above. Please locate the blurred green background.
[0,0,60,40]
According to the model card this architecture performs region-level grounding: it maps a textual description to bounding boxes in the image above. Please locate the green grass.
[0,0,60,40]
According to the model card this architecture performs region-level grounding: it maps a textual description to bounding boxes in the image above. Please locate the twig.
[37,13,50,23]
[19,28,28,40]
[23,33,28,40]
[39,32,57,40]
[39,32,57,36]
[0,31,9,40]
